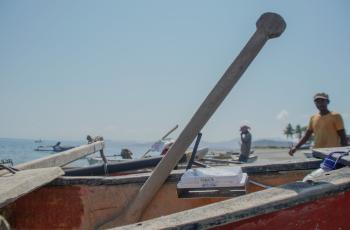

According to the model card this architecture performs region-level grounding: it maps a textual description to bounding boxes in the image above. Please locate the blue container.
[320,151,348,171]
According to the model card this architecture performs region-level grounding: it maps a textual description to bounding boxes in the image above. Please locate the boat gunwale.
[51,158,321,186]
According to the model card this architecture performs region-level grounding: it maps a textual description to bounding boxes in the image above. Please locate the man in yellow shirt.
[289,93,348,156]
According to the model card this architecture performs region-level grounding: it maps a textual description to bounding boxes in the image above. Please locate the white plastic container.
[177,166,247,188]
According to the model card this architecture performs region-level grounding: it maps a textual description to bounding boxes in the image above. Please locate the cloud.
[276,110,289,122]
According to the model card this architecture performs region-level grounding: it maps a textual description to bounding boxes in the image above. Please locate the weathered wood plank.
[242,158,321,173]
[312,146,350,166]
[177,188,246,198]
[0,167,64,208]
[0,141,104,176]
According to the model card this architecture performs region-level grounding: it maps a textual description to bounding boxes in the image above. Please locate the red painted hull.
[215,190,350,230]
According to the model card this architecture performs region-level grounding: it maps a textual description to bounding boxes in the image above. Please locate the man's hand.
[289,147,297,156]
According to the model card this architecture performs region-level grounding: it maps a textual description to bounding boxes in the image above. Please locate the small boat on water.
[34,142,76,153]
[86,155,126,165]
[86,148,136,165]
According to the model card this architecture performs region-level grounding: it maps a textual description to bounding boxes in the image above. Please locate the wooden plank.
[312,146,350,166]
[0,167,64,208]
[0,141,104,176]
[242,158,321,173]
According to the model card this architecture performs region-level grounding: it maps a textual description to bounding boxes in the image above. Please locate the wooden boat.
[34,146,75,152]
[122,165,350,230]
[75,148,232,177]
[34,142,76,152]
[65,156,163,176]
[0,156,323,229]
[4,145,350,229]
[86,155,127,165]
[86,148,144,165]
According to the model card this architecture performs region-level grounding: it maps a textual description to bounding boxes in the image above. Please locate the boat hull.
[214,190,350,230]
[0,166,314,229]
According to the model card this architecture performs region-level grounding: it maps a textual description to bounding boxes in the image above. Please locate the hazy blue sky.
[0,1,349,142]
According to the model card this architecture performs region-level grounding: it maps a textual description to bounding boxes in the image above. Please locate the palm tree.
[284,123,295,139]
[295,125,303,139]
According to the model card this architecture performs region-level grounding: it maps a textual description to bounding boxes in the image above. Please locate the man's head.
[314,92,329,102]
[313,92,329,112]
[240,125,250,133]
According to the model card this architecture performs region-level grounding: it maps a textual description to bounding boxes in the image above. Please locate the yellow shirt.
[308,112,344,148]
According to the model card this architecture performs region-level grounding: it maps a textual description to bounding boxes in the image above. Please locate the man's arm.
[337,129,348,146]
[289,130,313,156]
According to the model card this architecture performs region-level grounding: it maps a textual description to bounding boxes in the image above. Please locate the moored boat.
[34,141,76,152]
[0,154,323,229]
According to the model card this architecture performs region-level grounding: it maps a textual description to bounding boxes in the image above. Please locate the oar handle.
[98,12,286,228]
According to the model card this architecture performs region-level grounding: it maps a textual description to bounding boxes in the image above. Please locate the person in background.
[161,141,174,155]
[87,135,93,144]
[87,135,104,144]
[289,92,348,156]
[120,148,133,159]
[52,141,61,152]
[238,125,252,162]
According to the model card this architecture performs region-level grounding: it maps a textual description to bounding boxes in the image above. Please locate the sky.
[0,1,349,142]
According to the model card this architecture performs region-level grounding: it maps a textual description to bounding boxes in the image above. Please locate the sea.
[0,136,241,168]
[0,138,152,167]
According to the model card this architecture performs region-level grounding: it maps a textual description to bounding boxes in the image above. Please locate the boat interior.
[0,154,322,229]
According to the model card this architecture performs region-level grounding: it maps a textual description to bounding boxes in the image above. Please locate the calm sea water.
[0,138,151,167]
[0,137,240,167]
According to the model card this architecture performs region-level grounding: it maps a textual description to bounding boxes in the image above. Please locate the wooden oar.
[99,12,286,228]
[140,124,179,158]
